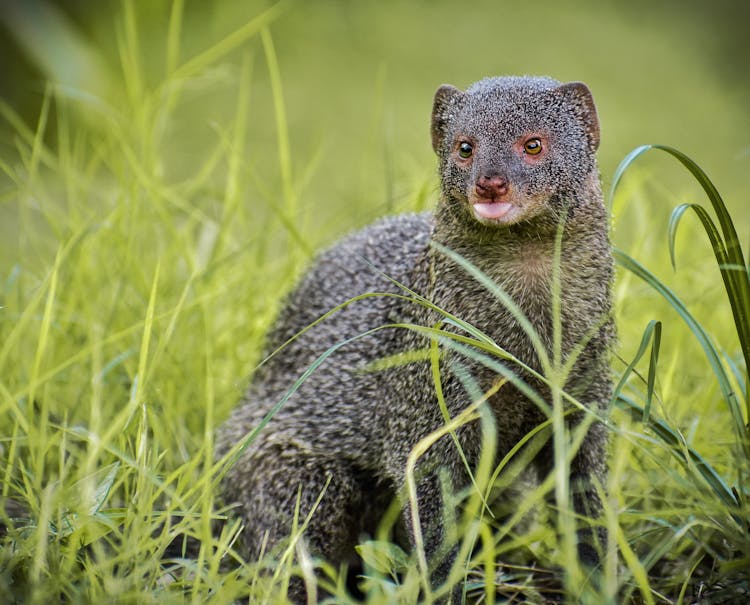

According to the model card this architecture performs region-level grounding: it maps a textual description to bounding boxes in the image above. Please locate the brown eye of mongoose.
[458,142,473,158]
[523,138,542,155]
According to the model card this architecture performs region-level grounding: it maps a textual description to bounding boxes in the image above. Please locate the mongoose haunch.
[217,75,614,600]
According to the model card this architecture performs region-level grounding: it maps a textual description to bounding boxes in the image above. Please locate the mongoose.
[217,75,614,601]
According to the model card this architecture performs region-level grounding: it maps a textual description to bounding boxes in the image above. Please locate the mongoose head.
[431,76,600,228]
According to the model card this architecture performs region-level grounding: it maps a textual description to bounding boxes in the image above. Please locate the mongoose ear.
[431,84,464,153]
[556,82,600,151]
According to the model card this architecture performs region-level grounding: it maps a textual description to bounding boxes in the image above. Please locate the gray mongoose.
[217,75,614,601]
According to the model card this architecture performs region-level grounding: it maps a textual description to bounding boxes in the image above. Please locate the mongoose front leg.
[569,419,608,567]
[223,439,371,603]
[535,414,608,569]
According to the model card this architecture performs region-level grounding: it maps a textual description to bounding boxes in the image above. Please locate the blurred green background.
[1,0,748,245]
[2,0,748,408]
[0,5,748,600]
[1,0,748,422]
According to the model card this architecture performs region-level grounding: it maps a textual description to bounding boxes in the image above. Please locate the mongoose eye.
[523,138,543,155]
[458,142,473,159]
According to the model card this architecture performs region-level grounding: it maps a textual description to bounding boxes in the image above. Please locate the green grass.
[1,2,749,604]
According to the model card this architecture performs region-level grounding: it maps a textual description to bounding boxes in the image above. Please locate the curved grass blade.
[612,145,743,265]
[667,203,726,273]
[608,144,652,204]
[668,201,750,407]
[614,249,748,454]
[261,27,295,218]
[613,144,750,423]
[651,146,743,264]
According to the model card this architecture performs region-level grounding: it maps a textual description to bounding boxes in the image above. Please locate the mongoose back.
[217,75,614,601]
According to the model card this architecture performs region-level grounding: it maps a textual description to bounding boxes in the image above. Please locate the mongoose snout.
[473,174,512,221]
[475,174,509,200]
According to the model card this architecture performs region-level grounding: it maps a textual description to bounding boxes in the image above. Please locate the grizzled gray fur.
[217,75,614,601]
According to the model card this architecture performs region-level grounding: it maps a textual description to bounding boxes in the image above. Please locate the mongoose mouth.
[472,200,513,222]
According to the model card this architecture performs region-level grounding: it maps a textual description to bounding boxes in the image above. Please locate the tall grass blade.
[614,516,655,605]
[171,1,287,80]
[165,0,184,76]
[429,332,493,515]
[613,320,662,422]
[28,85,52,183]
[261,27,294,218]
[118,0,144,107]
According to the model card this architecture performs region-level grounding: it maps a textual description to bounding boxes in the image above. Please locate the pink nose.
[475,175,509,199]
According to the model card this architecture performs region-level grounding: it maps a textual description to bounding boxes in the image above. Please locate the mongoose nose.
[475,175,509,199]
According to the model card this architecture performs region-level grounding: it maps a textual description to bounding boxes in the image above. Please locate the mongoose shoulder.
[217,75,614,601]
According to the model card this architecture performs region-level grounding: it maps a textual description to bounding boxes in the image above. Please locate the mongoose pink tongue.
[473,200,512,220]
